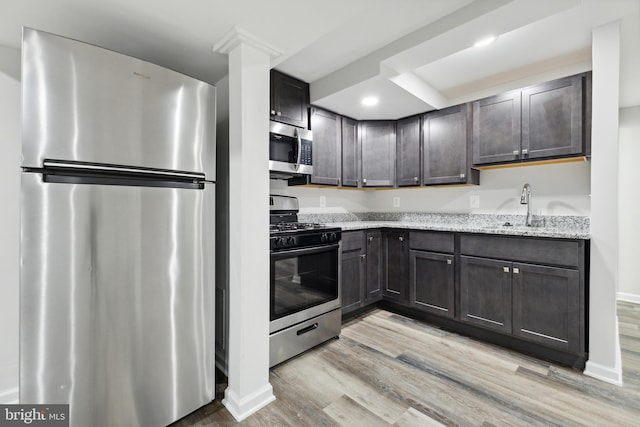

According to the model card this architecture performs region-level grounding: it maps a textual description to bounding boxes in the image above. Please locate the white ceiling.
[1,0,638,120]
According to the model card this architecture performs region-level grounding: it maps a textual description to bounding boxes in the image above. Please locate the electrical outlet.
[469,195,480,209]
[393,197,400,208]
[319,196,326,207]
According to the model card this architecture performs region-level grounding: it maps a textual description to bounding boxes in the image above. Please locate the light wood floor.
[175,302,640,426]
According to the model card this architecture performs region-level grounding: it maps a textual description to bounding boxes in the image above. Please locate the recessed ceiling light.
[361,96,379,107]
[474,35,497,48]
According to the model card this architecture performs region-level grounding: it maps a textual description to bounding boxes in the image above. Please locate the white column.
[213,27,281,420]
[584,21,623,385]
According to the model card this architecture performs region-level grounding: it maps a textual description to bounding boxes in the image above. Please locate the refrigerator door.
[21,28,215,178]
[20,173,215,427]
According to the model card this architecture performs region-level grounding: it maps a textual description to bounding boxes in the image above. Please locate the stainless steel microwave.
[269,121,313,178]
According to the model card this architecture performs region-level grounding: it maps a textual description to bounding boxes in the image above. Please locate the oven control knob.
[321,233,328,243]
[273,237,281,248]
[286,236,295,246]
[329,232,337,242]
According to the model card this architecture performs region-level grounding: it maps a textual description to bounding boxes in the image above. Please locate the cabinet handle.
[363,178,367,185]
[360,254,366,262]
[513,150,520,157]
[513,268,520,274]
[460,173,465,180]
[277,111,282,116]
[503,266,510,273]
[521,149,528,157]
[414,176,418,182]
[368,236,374,242]
[447,259,452,265]
[398,236,404,242]
[270,109,276,115]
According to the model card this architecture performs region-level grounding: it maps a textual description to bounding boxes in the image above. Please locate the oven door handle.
[271,243,340,259]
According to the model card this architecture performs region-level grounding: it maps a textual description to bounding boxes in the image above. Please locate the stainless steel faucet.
[520,183,533,226]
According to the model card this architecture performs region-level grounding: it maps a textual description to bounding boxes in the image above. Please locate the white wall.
[0,45,21,404]
[618,106,640,303]
[285,161,591,216]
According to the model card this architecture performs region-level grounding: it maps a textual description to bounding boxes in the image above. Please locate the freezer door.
[21,28,215,178]
[20,173,215,427]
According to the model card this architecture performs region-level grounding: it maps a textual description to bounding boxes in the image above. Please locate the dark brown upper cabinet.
[521,74,584,160]
[310,107,341,186]
[360,121,396,187]
[472,91,522,165]
[341,117,359,187]
[473,72,590,166]
[270,70,310,129]
[423,104,479,185]
[396,115,421,187]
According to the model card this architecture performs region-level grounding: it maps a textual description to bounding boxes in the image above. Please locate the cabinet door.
[310,107,341,185]
[396,116,421,187]
[270,70,309,129]
[384,231,409,303]
[512,263,582,353]
[521,74,583,160]
[341,249,366,315]
[472,91,521,165]
[410,251,455,318]
[365,230,383,302]
[423,104,470,185]
[341,117,359,187]
[361,121,396,187]
[460,256,512,333]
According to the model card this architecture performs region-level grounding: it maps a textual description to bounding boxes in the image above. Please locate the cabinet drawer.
[342,230,365,252]
[460,234,583,268]
[409,231,454,253]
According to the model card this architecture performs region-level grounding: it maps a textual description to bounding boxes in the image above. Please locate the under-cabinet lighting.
[361,96,379,107]
[474,35,497,48]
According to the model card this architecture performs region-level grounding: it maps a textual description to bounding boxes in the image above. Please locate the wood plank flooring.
[174,302,640,426]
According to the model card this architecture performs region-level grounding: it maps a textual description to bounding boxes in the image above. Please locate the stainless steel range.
[269,195,342,367]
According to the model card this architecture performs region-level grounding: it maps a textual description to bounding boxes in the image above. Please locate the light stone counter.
[298,213,590,240]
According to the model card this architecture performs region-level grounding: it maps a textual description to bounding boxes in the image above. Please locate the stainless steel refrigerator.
[19,28,216,427]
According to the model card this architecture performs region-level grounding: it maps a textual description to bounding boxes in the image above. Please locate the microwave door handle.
[295,129,302,171]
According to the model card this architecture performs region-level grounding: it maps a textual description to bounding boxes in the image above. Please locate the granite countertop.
[298,213,590,240]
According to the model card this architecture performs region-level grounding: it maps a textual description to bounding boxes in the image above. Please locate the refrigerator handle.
[42,159,206,181]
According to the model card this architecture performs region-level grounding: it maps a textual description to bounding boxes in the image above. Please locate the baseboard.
[617,292,640,304]
[0,387,19,404]
[584,320,624,386]
[222,383,275,422]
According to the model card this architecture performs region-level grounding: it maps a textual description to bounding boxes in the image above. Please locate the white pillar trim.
[214,26,282,59]
[584,19,623,386]
[213,27,277,421]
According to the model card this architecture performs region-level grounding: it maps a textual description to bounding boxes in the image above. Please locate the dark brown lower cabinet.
[460,254,583,353]
[341,231,366,315]
[383,231,409,303]
[365,230,383,303]
[341,228,587,367]
[410,250,455,318]
[459,256,513,334]
[512,262,581,353]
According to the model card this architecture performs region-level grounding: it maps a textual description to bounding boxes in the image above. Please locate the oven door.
[270,243,341,334]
